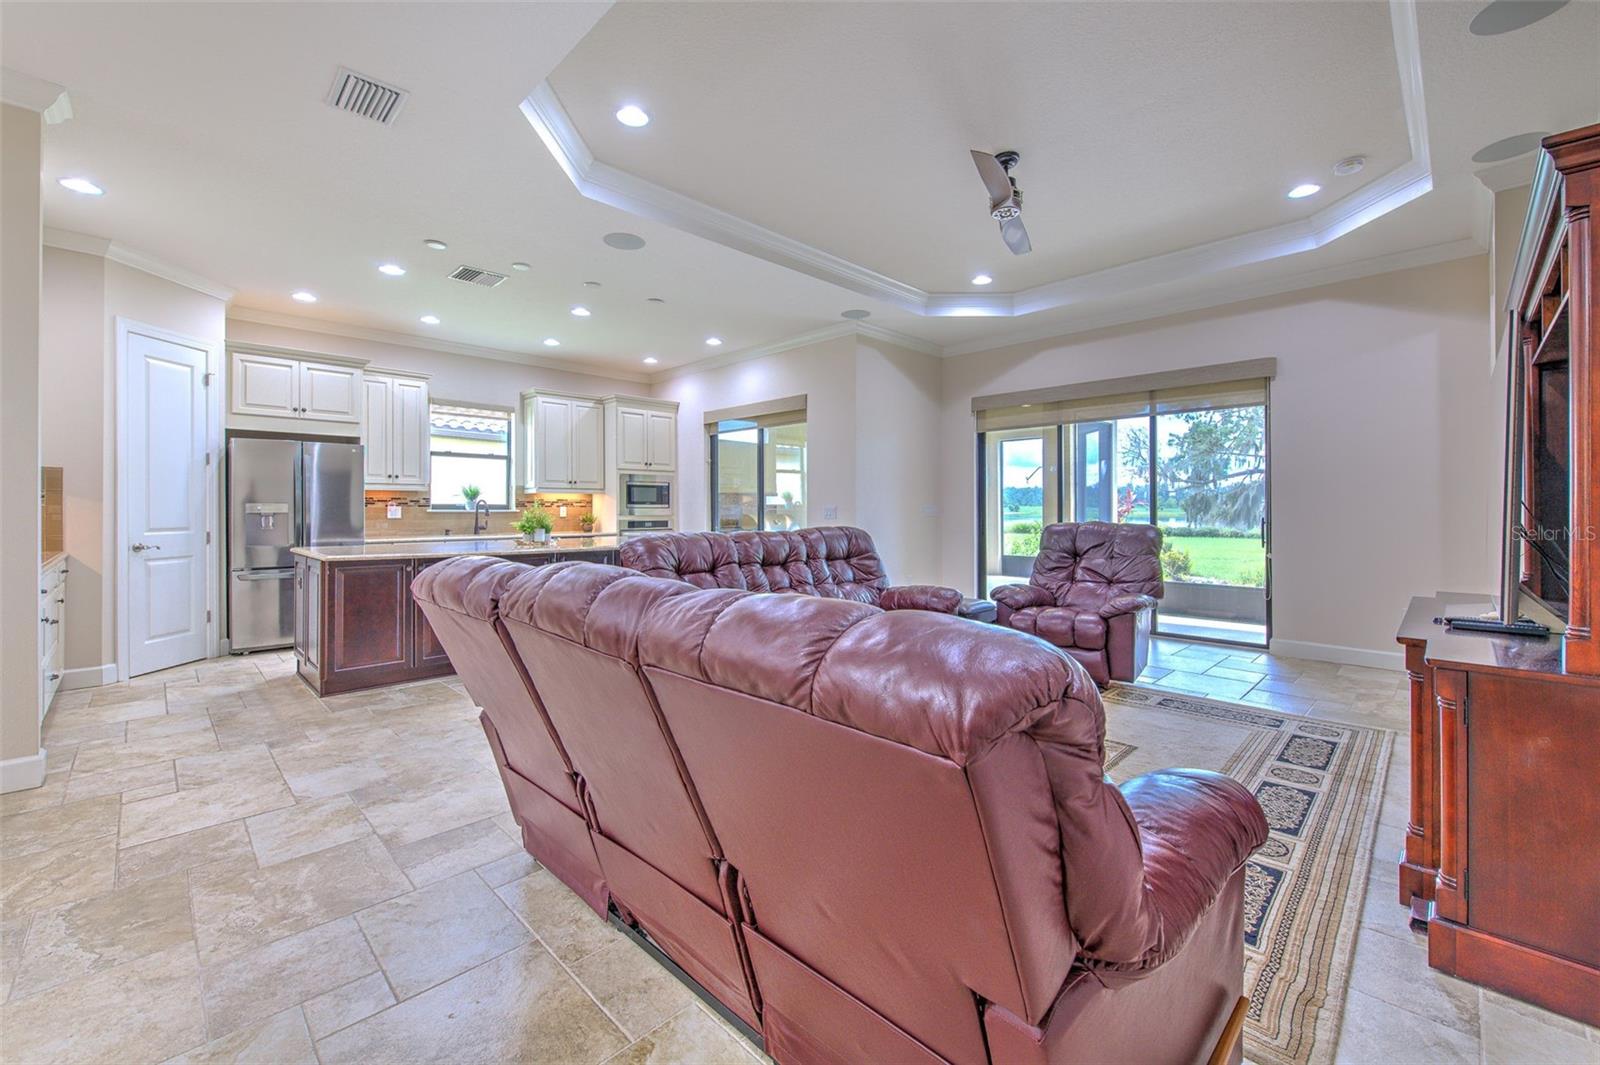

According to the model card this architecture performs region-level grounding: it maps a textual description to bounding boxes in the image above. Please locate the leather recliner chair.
[618,526,995,619]
[415,556,1267,1065]
[993,521,1164,685]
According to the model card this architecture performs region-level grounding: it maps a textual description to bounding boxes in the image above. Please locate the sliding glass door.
[710,417,808,532]
[977,380,1271,647]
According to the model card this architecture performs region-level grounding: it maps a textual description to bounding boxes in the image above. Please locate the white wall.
[224,319,645,410]
[938,255,1500,665]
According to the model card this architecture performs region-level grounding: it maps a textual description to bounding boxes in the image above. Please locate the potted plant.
[516,502,554,544]
[579,512,598,534]
[461,485,481,507]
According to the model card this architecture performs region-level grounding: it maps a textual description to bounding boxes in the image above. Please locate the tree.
[1161,408,1265,530]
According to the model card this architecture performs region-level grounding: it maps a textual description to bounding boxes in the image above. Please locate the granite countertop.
[41,551,66,571]
[292,535,622,562]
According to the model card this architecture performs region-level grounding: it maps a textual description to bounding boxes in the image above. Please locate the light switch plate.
[386,503,402,519]
[823,505,838,520]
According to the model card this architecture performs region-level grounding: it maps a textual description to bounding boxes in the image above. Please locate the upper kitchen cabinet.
[229,348,364,427]
[362,369,430,489]
[522,391,604,491]
[610,397,678,472]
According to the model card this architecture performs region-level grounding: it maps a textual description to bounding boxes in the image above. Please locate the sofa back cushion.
[635,584,1153,1056]
[619,526,892,604]
[410,556,576,813]
[1033,521,1164,599]
[499,562,728,908]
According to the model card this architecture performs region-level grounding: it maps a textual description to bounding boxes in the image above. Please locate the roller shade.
[705,394,807,431]
[973,358,1274,432]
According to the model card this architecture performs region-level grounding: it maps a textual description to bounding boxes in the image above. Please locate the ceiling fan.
[970,149,1031,255]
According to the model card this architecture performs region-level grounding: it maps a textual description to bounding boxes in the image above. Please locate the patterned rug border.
[1102,682,1394,1065]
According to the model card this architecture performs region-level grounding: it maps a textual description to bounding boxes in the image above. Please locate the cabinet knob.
[48,672,60,682]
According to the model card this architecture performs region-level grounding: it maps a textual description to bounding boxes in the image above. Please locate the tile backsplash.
[363,490,600,539]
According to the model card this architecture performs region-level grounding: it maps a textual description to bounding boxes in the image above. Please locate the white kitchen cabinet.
[230,350,364,425]
[612,400,677,472]
[297,360,362,422]
[362,370,430,489]
[231,352,300,417]
[523,392,605,491]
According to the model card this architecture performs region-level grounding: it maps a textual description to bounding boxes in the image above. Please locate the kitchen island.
[290,535,620,695]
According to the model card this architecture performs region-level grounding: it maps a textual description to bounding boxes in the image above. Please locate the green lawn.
[1164,533,1265,586]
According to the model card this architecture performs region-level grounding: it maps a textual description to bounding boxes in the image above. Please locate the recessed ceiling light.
[543,338,560,347]
[378,263,406,276]
[291,291,318,303]
[642,356,659,365]
[423,239,448,251]
[583,280,602,288]
[615,105,650,128]
[419,314,440,325]
[1333,156,1366,177]
[58,177,105,196]
[1287,184,1322,199]
[604,232,646,251]
[1470,0,1568,36]
[971,273,993,286]
[841,309,871,320]
[570,306,591,317]
[1472,131,1550,163]
[511,261,531,271]
[705,337,723,347]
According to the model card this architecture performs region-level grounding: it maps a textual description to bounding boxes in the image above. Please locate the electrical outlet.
[823,505,838,520]
[386,503,402,519]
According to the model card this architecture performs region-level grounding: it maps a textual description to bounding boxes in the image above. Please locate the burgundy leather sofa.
[618,526,995,619]
[993,522,1164,685]
[413,556,1267,1065]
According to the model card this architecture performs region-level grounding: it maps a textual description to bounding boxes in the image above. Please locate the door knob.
[131,543,160,552]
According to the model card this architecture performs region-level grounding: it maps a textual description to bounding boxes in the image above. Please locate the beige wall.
[1,102,44,774]
[38,250,228,682]
[938,255,1500,664]
[653,333,947,585]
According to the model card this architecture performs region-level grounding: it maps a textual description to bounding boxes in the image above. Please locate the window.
[429,403,512,509]
[974,363,1272,646]
[709,416,807,531]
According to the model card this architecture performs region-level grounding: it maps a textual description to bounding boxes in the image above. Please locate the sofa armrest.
[879,584,963,613]
[1093,769,1268,977]
[1099,593,1158,619]
[993,584,1054,611]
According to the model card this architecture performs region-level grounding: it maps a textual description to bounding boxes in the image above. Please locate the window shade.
[973,358,1274,432]
[704,394,807,430]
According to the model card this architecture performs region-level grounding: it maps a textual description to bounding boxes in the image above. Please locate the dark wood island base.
[292,540,619,696]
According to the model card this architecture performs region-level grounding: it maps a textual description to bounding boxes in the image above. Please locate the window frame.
[707,416,807,532]
[427,401,516,512]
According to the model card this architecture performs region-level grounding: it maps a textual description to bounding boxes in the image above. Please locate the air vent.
[448,265,508,288]
[326,66,409,125]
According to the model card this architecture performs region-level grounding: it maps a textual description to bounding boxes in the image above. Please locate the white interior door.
[127,331,210,676]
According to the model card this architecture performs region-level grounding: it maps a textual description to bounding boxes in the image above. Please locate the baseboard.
[59,663,117,691]
[1268,638,1405,672]
[0,749,49,794]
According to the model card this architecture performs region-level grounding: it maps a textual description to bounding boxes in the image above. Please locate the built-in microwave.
[621,473,672,514]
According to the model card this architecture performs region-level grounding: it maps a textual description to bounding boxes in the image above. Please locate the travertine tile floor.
[0,639,1594,1064]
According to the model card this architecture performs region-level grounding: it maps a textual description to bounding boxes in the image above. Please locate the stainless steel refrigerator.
[227,438,364,652]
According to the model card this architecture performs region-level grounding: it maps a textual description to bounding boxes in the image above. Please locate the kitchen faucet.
[473,497,490,536]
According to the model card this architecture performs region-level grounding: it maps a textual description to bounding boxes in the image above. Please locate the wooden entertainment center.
[1396,123,1600,1026]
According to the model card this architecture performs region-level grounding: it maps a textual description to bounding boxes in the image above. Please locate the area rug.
[1101,684,1393,1065]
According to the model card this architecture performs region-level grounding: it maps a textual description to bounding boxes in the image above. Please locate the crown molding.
[226,306,653,385]
[43,226,235,301]
[526,0,1431,322]
[938,237,1484,358]
[645,319,939,384]
[1,67,70,122]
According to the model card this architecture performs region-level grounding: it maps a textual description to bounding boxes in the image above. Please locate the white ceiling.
[5,1,1597,377]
